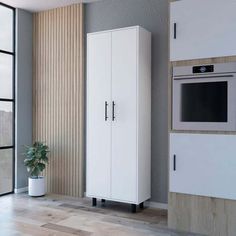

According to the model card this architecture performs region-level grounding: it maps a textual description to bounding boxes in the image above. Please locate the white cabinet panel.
[170,0,236,61]
[87,32,112,198]
[111,28,137,202]
[170,133,236,200]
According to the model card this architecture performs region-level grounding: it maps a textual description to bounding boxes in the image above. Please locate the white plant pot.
[28,177,46,197]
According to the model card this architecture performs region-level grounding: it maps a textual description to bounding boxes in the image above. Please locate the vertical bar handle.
[112,101,115,121]
[173,154,176,171]
[174,23,177,39]
[105,101,108,121]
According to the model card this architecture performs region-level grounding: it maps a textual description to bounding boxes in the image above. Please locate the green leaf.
[38,163,46,172]
[23,141,50,177]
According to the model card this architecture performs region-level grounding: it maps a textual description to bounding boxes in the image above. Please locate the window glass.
[0,5,13,52]
[0,53,13,99]
[0,102,13,146]
[0,149,13,195]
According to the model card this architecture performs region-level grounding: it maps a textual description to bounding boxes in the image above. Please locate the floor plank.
[0,193,203,236]
[42,223,92,235]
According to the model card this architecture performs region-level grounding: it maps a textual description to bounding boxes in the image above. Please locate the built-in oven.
[172,63,236,131]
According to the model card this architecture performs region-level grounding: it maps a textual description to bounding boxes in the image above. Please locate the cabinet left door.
[87,32,112,198]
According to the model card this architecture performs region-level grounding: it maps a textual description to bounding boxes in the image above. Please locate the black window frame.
[0,2,15,196]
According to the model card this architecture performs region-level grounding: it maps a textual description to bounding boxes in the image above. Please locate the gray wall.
[15,9,33,190]
[85,0,169,203]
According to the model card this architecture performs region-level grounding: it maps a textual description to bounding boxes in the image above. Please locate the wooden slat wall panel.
[33,4,84,197]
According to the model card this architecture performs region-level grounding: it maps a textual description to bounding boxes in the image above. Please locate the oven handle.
[173,74,234,80]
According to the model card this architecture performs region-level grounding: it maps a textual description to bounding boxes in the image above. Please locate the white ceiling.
[1,0,101,12]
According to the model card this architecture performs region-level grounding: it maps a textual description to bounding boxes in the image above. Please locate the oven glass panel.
[181,82,227,122]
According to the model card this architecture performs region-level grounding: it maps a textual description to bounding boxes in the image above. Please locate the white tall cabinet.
[86,26,151,212]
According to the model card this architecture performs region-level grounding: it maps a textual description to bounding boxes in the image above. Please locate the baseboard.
[14,186,28,194]
[146,201,168,210]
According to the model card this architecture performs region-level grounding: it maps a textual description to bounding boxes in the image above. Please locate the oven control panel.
[193,65,214,74]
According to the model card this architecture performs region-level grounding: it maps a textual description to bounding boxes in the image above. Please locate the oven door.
[173,74,236,131]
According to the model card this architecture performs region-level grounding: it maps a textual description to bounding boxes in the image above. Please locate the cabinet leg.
[101,199,105,203]
[139,202,144,209]
[92,198,97,207]
[131,204,136,213]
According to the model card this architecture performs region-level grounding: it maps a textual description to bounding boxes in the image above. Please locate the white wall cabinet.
[86,26,151,212]
[170,0,236,61]
[170,133,236,200]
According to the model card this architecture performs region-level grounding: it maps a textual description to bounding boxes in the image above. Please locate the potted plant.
[23,142,49,197]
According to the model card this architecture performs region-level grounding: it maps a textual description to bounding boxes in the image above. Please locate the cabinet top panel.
[87,25,150,36]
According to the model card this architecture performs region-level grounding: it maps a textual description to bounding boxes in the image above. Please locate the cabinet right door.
[170,0,236,61]
[170,133,236,200]
[111,28,137,202]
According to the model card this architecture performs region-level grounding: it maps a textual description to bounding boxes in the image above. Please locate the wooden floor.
[0,193,202,235]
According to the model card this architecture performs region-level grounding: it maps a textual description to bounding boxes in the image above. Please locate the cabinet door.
[170,0,236,61]
[170,133,236,200]
[87,32,112,198]
[111,28,137,202]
